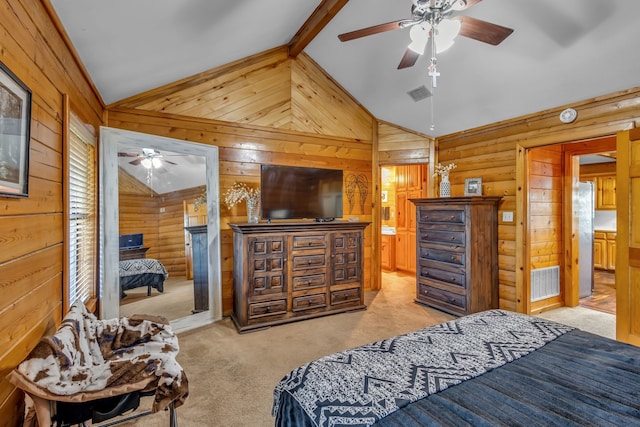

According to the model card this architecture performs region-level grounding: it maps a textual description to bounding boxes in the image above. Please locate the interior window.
[66,111,97,310]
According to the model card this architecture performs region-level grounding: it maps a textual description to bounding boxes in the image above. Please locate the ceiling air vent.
[407,85,432,102]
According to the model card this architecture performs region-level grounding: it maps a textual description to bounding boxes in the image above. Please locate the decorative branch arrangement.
[433,162,457,177]
[223,182,260,209]
[345,174,368,214]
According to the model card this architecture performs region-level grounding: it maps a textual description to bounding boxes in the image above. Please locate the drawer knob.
[266,306,271,312]
[451,236,456,240]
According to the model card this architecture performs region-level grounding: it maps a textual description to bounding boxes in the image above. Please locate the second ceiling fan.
[118,148,178,169]
[338,0,514,69]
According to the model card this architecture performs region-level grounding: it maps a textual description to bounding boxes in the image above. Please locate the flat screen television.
[260,165,343,220]
[119,233,143,249]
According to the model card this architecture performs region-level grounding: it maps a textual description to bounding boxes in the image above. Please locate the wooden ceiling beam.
[288,0,350,58]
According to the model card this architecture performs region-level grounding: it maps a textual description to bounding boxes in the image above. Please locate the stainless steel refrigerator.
[578,181,595,298]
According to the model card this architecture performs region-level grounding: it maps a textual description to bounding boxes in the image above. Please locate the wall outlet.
[160,207,166,213]
[502,211,514,222]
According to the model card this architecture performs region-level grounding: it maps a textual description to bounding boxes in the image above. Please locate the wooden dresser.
[229,221,369,332]
[411,197,501,316]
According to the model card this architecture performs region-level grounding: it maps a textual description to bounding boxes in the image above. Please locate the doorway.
[380,164,428,277]
[526,136,616,317]
[100,127,222,333]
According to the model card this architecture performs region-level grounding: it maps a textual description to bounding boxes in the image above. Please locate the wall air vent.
[407,85,432,102]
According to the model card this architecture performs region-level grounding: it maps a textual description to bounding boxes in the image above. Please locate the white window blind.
[68,112,97,307]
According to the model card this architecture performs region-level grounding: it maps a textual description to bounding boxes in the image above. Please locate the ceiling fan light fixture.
[435,18,461,53]
[152,157,162,168]
[408,24,429,54]
[141,158,152,169]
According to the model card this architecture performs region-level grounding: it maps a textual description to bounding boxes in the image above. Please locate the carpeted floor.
[115,272,617,426]
[119,277,195,321]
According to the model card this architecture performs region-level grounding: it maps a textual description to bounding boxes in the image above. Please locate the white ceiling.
[51,0,638,190]
[117,145,206,194]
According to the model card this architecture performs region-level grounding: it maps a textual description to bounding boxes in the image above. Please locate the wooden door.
[183,201,207,280]
[616,128,640,345]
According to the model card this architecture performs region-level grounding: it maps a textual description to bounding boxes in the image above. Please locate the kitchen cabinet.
[381,234,396,271]
[606,232,616,270]
[596,175,616,210]
[594,230,616,271]
[593,232,606,270]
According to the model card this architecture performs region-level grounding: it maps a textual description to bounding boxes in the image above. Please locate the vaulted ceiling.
[50,0,640,139]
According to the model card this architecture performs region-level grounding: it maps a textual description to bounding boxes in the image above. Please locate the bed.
[119,258,168,298]
[273,310,640,426]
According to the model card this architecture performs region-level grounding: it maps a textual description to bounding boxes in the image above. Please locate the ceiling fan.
[338,0,514,69]
[118,148,177,169]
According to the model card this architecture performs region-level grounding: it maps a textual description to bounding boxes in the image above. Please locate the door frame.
[517,136,616,315]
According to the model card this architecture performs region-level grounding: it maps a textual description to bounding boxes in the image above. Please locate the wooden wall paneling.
[291,54,374,140]
[439,87,640,314]
[105,108,374,315]
[0,0,104,421]
[114,47,289,109]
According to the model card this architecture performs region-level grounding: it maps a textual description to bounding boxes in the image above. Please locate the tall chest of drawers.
[229,221,369,332]
[411,197,501,316]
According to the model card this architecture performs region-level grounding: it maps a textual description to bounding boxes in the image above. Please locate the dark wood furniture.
[411,196,501,316]
[119,247,149,261]
[229,221,369,332]
[186,225,209,313]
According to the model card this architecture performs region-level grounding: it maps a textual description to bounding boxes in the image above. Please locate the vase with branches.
[224,182,261,223]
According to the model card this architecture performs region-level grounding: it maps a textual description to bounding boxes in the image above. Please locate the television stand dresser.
[411,196,501,316]
[229,221,369,332]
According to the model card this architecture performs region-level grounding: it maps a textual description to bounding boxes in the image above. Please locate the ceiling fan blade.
[118,152,140,157]
[457,16,514,45]
[397,49,420,69]
[164,159,178,165]
[129,158,143,166]
[338,19,411,42]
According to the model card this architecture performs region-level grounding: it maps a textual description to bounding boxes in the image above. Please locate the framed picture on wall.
[0,61,31,197]
[464,177,482,196]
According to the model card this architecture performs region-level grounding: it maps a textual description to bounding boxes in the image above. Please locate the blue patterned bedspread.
[119,258,168,279]
[273,310,574,427]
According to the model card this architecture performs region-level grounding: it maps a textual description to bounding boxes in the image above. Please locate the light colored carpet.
[119,277,195,321]
[536,305,615,340]
[116,272,617,426]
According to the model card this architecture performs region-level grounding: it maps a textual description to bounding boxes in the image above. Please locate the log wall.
[0,0,103,423]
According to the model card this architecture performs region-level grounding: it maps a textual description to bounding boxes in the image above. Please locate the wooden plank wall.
[118,168,161,259]
[106,107,374,314]
[437,87,640,313]
[0,0,103,423]
[118,168,205,278]
[528,145,563,312]
[378,121,433,165]
[157,186,205,278]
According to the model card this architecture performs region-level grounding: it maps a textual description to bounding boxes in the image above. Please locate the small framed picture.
[381,190,388,203]
[464,177,482,196]
[0,60,31,197]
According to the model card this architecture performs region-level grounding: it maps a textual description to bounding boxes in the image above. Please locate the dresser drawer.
[418,209,465,224]
[418,262,465,288]
[417,283,466,312]
[292,293,327,312]
[330,287,361,305]
[292,253,326,271]
[292,234,326,250]
[292,273,326,290]
[418,229,465,245]
[419,244,465,266]
[248,299,287,319]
